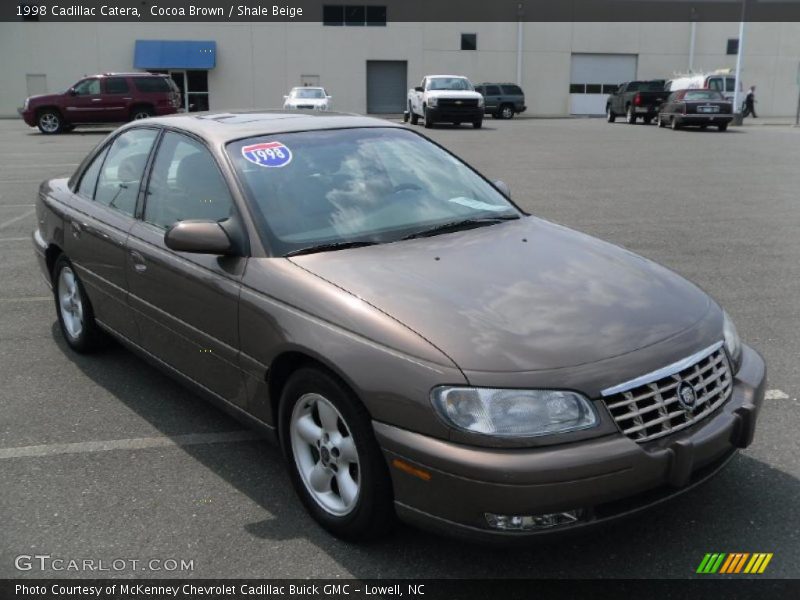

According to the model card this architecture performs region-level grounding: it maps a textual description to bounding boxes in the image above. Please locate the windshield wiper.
[285,240,379,257]
[401,214,520,240]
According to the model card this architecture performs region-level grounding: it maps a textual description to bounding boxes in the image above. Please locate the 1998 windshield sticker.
[242,141,293,168]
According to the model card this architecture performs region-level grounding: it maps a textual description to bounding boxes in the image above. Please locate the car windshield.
[683,90,723,101]
[427,78,473,91]
[228,127,520,256]
[291,88,326,99]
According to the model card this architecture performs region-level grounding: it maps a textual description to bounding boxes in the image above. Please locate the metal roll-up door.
[570,54,637,115]
[366,60,408,114]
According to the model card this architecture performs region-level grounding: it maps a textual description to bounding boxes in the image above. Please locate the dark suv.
[19,72,181,134]
[474,83,527,119]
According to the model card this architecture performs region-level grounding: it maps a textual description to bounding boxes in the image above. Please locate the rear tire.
[671,116,681,130]
[130,106,154,121]
[606,105,616,123]
[499,104,515,119]
[37,110,63,135]
[657,114,666,128]
[472,119,483,129]
[53,255,107,353]
[718,123,728,132]
[643,116,653,125]
[626,106,637,124]
[279,367,395,541]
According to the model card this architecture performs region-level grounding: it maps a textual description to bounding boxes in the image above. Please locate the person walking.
[742,85,758,118]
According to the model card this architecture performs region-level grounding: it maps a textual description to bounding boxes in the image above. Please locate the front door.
[66,78,105,123]
[126,130,246,404]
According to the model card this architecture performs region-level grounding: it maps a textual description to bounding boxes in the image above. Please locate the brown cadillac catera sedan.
[33,112,765,542]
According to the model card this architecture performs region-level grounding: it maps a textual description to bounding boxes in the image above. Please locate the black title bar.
[5,1,800,22]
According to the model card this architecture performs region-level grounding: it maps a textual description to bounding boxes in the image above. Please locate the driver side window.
[73,79,100,96]
[144,132,234,230]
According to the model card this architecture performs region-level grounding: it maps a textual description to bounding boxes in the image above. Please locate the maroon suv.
[19,72,181,134]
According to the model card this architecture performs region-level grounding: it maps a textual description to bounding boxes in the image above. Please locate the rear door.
[483,85,502,113]
[126,130,246,403]
[64,127,160,339]
[66,78,104,123]
[101,77,133,122]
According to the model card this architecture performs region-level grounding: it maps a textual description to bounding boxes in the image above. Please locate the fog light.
[485,510,584,531]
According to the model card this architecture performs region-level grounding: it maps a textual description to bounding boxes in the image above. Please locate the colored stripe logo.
[696,553,773,574]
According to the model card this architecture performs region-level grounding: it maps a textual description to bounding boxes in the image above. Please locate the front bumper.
[19,107,36,127]
[426,106,483,123]
[375,344,765,542]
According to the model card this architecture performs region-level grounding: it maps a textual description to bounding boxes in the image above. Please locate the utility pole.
[796,62,800,127]
[732,0,747,125]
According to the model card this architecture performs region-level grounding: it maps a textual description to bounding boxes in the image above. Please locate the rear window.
[631,81,665,92]
[683,90,724,101]
[133,77,171,93]
[105,77,129,94]
[501,85,523,96]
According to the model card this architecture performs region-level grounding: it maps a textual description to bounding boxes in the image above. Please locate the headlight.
[427,97,438,107]
[722,310,742,369]
[23,98,29,110]
[477,96,485,108]
[431,387,598,438]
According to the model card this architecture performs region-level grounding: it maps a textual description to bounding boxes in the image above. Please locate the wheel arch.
[35,106,64,120]
[45,243,64,282]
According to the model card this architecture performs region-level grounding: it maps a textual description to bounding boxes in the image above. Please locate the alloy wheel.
[58,266,84,340]
[290,392,361,516]
[39,113,60,133]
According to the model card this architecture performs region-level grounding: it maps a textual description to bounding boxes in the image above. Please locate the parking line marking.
[0,208,35,230]
[765,389,790,400]
[0,296,51,302]
[0,430,263,460]
[0,204,34,208]
[0,237,30,242]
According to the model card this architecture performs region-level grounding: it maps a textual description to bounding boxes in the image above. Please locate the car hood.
[426,91,483,100]
[26,93,63,105]
[289,217,711,373]
[286,98,328,106]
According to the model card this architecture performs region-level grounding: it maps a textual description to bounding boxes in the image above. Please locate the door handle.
[129,250,147,273]
[71,221,83,238]
[91,98,102,102]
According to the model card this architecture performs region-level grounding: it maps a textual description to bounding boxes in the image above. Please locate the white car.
[406,75,484,129]
[283,87,332,111]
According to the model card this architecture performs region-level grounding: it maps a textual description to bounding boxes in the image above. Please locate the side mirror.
[493,180,511,198]
[326,95,332,100]
[68,89,77,96]
[283,95,289,100]
[414,86,424,93]
[164,220,234,255]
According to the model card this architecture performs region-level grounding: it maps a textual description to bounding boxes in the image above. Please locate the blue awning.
[134,40,216,70]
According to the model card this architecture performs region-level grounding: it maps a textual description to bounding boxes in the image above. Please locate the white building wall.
[1,21,798,118]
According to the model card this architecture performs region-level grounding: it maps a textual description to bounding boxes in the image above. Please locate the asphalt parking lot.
[0,116,798,579]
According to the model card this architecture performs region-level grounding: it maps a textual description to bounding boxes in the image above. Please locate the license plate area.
[698,105,719,113]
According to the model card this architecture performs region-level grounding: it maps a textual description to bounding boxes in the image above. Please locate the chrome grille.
[601,342,733,443]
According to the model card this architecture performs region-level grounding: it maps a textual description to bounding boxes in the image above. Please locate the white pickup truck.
[405,75,485,129]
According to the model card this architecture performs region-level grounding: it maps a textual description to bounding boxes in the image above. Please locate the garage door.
[570,54,637,115]
[367,60,407,114]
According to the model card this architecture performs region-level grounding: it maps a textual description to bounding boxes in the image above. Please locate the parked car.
[34,111,764,542]
[666,69,742,103]
[406,75,484,128]
[283,87,332,111]
[19,72,181,135]
[474,83,527,119]
[657,89,733,131]
[606,80,668,124]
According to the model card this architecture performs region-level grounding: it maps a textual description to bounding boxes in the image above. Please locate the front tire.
[279,367,394,541]
[718,123,728,132]
[37,110,63,135]
[472,119,483,129]
[606,105,616,123]
[657,114,666,128]
[424,107,434,129]
[408,101,418,125]
[53,255,106,353]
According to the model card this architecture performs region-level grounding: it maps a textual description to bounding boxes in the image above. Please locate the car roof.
[291,86,324,90]
[427,75,469,79]
[135,110,403,144]
[99,72,169,78]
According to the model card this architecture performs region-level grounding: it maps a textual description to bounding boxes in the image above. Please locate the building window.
[324,5,386,26]
[569,84,585,94]
[461,33,477,51]
[727,38,739,55]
